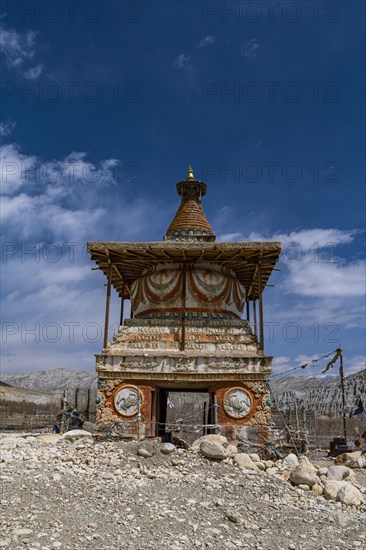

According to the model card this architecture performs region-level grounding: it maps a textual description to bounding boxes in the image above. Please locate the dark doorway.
[156,389,211,444]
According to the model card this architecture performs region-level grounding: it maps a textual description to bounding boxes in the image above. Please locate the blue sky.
[1,0,365,377]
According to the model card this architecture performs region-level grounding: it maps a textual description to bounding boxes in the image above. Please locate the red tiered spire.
[164,166,215,242]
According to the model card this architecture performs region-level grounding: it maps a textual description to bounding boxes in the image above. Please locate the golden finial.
[187,165,195,181]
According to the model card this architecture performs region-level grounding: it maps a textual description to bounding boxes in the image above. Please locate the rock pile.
[194,435,366,510]
[1,432,365,550]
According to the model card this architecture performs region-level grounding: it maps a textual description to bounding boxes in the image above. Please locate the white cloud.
[0,252,122,374]
[267,228,356,250]
[270,353,365,378]
[247,228,357,250]
[271,356,291,374]
[23,63,43,80]
[0,120,17,137]
[0,144,119,197]
[294,353,323,364]
[0,143,38,194]
[173,53,190,69]
[217,232,242,242]
[245,228,364,299]
[197,35,215,48]
[241,39,259,59]
[0,25,43,79]
[284,254,365,298]
[272,297,365,329]
[346,355,366,375]
[1,193,105,241]
[0,142,127,241]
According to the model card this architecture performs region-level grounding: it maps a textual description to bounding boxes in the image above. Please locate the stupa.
[87,167,281,442]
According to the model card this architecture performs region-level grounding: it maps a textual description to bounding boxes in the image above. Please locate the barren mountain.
[0,368,97,395]
[269,369,366,416]
[0,384,59,405]
[1,368,365,418]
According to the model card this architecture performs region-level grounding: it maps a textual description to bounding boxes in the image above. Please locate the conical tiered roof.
[164,167,215,242]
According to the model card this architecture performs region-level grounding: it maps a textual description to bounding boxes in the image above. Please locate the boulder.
[282,453,299,470]
[191,434,227,451]
[225,444,238,458]
[335,451,366,469]
[337,483,364,506]
[323,480,348,500]
[160,443,176,455]
[233,453,259,471]
[249,453,261,463]
[61,430,93,442]
[226,512,242,525]
[312,483,323,496]
[137,447,153,458]
[327,465,353,481]
[289,456,317,487]
[331,510,349,527]
[317,467,328,476]
[200,441,227,461]
[266,467,279,476]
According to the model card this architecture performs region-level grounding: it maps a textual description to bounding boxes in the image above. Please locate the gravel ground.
[0,434,365,550]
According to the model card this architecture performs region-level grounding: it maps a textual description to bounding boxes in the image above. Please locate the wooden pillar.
[253,299,257,339]
[213,394,219,434]
[338,349,347,440]
[257,263,264,351]
[246,300,250,322]
[151,389,157,437]
[202,402,207,436]
[74,388,79,410]
[103,262,112,350]
[85,389,90,421]
[137,388,141,441]
[119,285,125,327]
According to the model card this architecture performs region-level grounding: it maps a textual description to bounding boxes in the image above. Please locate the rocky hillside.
[0,371,97,430]
[0,368,97,394]
[0,384,59,406]
[270,369,366,416]
[2,367,365,419]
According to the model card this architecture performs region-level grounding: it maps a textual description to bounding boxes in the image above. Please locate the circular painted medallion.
[96,392,104,407]
[263,393,272,409]
[223,388,252,419]
[114,386,141,417]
